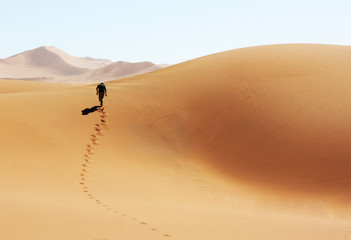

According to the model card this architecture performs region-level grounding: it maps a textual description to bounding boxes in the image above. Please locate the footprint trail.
[79,107,171,238]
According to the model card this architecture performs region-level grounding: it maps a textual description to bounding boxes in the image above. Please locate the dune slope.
[115,44,351,197]
[1,44,351,240]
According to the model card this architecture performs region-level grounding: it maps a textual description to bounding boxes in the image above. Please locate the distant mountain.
[0,46,165,83]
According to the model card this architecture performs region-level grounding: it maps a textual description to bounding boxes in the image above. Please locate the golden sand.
[1,44,351,239]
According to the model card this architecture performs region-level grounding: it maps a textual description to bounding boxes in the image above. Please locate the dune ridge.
[44,46,111,69]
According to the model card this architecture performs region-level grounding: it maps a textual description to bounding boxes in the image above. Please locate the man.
[96,83,107,106]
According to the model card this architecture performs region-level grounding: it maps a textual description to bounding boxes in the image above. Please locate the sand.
[1,44,351,240]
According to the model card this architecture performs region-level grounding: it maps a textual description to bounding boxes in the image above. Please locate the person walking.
[96,83,107,106]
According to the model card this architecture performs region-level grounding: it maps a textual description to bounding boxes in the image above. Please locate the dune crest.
[44,46,111,69]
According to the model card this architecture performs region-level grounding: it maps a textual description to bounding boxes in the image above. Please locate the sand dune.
[60,60,162,83]
[4,46,110,70]
[1,46,91,78]
[0,47,163,83]
[45,46,111,69]
[1,44,351,240]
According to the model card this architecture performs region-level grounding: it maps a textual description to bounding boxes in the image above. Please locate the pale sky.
[1,0,350,64]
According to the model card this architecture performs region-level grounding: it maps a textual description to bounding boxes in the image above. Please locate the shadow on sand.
[81,106,101,115]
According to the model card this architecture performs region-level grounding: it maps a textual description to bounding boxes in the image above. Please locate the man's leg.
[99,92,104,106]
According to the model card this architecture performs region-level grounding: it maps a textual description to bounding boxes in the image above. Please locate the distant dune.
[0,46,89,79]
[0,46,165,83]
[158,64,171,68]
[1,44,351,240]
[61,60,162,83]
[44,46,111,69]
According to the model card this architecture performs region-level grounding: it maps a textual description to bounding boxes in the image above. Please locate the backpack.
[97,83,106,93]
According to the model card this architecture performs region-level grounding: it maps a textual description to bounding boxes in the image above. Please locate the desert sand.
[1,44,351,240]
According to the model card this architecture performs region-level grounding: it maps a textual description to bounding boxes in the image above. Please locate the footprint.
[80,109,169,237]
[101,124,109,130]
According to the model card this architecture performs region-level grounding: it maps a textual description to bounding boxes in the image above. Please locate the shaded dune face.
[114,44,351,200]
[184,45,351,197]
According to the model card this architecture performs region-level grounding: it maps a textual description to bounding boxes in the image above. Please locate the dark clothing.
[96,83,107,106]
[96,83,106,93]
